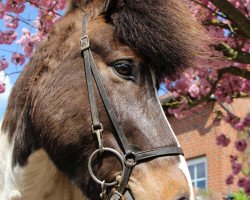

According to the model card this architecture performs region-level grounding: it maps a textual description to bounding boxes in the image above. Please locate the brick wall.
[167,98,250,199]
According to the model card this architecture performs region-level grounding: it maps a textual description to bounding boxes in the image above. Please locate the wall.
[167,98,250,199]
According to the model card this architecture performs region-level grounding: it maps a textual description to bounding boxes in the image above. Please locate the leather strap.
[82,15,102,130]
[89,51,131,153]
[134,146,184,162]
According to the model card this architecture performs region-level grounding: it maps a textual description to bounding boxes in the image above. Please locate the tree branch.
[0,71,22,79]
[216,43,250,64]
[209,0,250,38]
[25,0,62,16]
[191,0,226,18]
[6,14,41,31]
[205,19,237,34]
[219,66,250,80]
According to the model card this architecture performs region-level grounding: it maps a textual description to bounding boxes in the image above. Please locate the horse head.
[1,0,209,199]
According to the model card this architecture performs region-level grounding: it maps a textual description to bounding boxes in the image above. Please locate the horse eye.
[112,61,132,77]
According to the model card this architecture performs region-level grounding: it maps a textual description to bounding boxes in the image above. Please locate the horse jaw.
[0,129,86,200]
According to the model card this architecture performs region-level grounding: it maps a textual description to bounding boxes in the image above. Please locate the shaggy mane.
[107,0,210,78]
[68,0,211,78]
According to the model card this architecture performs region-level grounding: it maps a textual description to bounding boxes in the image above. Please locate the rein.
[80,14,184,200]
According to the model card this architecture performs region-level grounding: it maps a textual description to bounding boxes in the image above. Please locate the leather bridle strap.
[81,14,184,200]
[82,15,130,153]
[89,51,131,153]
[134,146,184,162]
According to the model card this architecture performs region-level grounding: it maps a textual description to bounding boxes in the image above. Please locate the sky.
[0,3,38,119]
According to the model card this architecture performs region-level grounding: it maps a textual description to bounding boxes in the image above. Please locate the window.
[187,157,207,189]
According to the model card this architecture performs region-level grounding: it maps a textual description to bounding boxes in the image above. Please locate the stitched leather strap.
[82,15,102,129]
[89,51,131,153]
[134,146,184,162]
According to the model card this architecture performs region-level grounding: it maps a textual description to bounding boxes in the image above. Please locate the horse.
[0,0,209,199]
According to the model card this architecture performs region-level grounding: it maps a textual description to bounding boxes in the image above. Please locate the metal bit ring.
[88,148,125,187]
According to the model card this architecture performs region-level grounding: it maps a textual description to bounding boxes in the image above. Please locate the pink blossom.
[244,180,250,196]
[234,121,245,131]
[188,84,200,98]
[0,81,5,93]
[212,117,221,126]
[225,113,241,127]
[37,10,60,34]
[5,0,26,14]
[11,53,25,65]
[55,0,66,10]
[232,162,242,175]
[243,114,250,127]
[230,155,238,163]
[226,174,234,185]
[238,177,248,188]
[4,15,19,29]
[0,30,17,45]
[235,139,248,152]
[39,0,54,8]
[201,0,209,5]
[216,134,231,147]
[0,58,9,70]
[17,28,38,56]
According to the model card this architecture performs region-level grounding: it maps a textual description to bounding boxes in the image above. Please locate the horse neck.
[0,130,86,200]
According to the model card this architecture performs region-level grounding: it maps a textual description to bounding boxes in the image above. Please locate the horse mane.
[69,0,211,79]
[107,0,210,79]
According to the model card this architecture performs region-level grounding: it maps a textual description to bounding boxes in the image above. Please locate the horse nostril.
[177,195,189,200]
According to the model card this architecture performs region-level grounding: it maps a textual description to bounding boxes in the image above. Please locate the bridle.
[80,14,184,200]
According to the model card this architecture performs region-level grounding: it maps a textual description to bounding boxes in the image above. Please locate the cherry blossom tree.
[0,0,250,197]
[0,0,66,88]
[162,0,250,196]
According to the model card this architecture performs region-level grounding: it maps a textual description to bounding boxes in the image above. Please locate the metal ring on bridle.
[124,152,137,167]
[88,148,125,187]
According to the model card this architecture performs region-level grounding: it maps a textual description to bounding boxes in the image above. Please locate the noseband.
[80,15,184,200]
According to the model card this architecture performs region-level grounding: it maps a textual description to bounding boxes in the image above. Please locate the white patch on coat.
[179,156,194,200]
[0,128,86,200]
[0,128,17,200]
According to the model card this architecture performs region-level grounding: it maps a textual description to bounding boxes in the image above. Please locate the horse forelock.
[106,0,211,79]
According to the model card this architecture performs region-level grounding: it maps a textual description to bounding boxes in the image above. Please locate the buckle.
[124,151,137,167]
[91,123,104,133]
[91,124,104,151]
[80,35,90,51]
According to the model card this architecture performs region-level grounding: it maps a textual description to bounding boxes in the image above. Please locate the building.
[167,98,250,199]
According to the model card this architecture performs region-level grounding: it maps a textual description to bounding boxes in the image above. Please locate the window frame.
[187,156,208,189]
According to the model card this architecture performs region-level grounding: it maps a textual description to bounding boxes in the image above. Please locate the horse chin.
[126,157,194,200]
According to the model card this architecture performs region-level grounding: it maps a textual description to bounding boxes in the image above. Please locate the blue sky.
[0,3,39,118]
